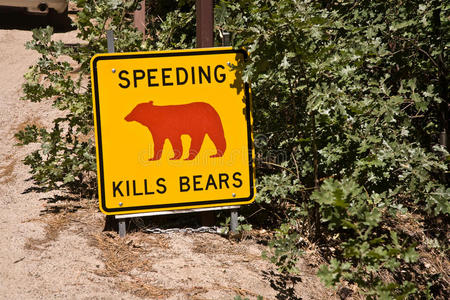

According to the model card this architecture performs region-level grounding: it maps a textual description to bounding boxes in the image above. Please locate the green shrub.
[17,0,196,194]
[216,0,449,297]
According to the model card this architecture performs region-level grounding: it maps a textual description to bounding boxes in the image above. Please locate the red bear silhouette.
[125,101,226,160]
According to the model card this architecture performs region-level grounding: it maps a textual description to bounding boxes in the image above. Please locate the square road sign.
[90,48,255,215]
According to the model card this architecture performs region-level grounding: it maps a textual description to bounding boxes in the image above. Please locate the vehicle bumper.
[0,0,67,14]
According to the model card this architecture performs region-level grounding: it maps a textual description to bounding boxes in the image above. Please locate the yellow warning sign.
[90,48,255,215]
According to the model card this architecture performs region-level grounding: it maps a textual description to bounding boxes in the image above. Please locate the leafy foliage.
[313,179,419,298]
[17,0,144,194]
[216,0,449,298]
[263,223,304,274]
[17,0,196,194]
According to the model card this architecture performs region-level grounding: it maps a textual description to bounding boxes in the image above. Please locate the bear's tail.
[209,125,226,158]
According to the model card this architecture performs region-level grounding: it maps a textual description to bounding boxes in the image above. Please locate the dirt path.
[0,22,136,299]
[0,14,335,300]
[0,16,143,298]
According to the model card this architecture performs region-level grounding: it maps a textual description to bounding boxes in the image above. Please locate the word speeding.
[117,64,226,88]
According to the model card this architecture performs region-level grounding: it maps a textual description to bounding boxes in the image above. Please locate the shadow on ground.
[0,8,74,32]
[263,270,303,300]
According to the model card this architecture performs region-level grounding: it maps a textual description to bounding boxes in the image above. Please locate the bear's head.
[125,101,154,122]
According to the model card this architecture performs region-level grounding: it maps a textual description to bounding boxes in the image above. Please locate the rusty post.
[196,0,214,48]
[134,0,146,37]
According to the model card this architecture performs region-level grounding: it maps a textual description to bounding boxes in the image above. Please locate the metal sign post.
[219,31,238,233]
[106,30,127,237]
[196,0,214,48]
[133,0,146,37]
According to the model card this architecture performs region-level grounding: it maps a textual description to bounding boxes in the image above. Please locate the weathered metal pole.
[106,29,126,238]
[220,30,239,233]
[106,30,115,53]
[134,0,146,37]
[196,0,214,48]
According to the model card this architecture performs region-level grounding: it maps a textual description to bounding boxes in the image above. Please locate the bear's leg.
[169,136,183,160]
[149,136,165,161]
[209,131,226,158]
[186,134,205,160]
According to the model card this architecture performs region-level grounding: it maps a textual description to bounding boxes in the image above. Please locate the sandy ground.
[0,11,336,300]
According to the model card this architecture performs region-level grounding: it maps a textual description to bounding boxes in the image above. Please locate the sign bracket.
[115,205,240,237]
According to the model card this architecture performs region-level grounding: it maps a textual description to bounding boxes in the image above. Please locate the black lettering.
[232,172,243,188]
[191,66,196,84]
[205,174,217,190]
[118,70,130,88]
[162,68,173,86]
[156,178,166,194]
[214,65,226,83]
[179,176,190,192]
[176,67,188,85]
[193,175,203,191]
[147,69,159,87]
[112,181,124,197]
[198,66,211,84]
[133,70,145,88]
[132,180,143,196]
[144,179,154,195]
[219,173,230,189]
[126,180,130,196]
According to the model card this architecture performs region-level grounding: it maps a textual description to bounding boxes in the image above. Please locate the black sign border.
[91,49,254,214]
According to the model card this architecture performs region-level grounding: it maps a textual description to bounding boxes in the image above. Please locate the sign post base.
[114,206,240,237]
